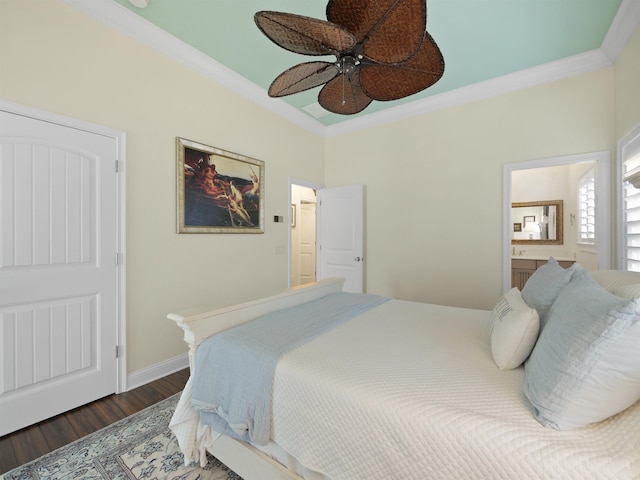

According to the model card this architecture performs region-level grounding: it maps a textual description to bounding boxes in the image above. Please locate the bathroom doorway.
[503,152,610,292]
[290,181,319,287]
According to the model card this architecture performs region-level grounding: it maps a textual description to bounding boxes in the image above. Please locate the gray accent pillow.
[523,267,640,430]
[521,257,575,329]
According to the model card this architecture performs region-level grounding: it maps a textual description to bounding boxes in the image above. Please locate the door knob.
[355,257,362,262]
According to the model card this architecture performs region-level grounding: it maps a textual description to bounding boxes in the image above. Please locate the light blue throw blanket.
[191,292,389,446]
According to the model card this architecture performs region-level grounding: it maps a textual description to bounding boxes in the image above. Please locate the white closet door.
[0,109,118,435]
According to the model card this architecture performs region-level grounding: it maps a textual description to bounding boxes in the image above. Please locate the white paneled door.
[0,108,120,435]
[317,184,364,293]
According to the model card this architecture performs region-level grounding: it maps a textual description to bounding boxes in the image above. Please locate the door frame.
[288,177,323,288]
[0,99,128,393]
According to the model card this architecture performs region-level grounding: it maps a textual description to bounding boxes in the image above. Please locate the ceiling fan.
[254,0,444,115]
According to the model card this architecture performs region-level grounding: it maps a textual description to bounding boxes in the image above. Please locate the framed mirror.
[511,200,563,245]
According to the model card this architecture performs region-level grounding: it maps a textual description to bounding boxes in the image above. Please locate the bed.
[168,263,640,480]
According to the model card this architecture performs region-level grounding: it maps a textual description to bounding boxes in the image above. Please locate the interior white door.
[317,184,364,293]
[0,109,119,435]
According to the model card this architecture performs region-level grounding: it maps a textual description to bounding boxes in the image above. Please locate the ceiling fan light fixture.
[255,0,444,115]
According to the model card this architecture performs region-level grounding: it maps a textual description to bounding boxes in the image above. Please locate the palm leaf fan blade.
[318,70,373,114]
[326,0,426,63]
[268,62,339,97]
[255,11,355,56]
[360,31,445,101]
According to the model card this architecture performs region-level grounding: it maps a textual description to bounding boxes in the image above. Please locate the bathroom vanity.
[511,257,575,290]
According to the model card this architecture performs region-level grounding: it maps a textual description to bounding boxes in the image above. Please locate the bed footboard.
[168,278,345,372]
[209,434,303,480]
[168,278,344,480]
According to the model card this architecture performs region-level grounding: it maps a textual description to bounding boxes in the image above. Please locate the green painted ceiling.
[111,0,623,126]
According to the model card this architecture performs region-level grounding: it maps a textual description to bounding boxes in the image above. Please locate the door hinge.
[114,252,120,265]
[115,345,121,358]
[115,160,119,173]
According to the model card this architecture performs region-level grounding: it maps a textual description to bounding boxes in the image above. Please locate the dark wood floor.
[0,368,190,475]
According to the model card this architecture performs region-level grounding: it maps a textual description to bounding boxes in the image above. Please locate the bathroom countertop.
[511,255,575,262]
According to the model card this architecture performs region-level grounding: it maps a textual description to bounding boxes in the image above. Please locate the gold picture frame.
[177,137,264,233]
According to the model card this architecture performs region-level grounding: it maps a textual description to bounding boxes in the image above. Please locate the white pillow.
[524,268,640,430]
[490,288,540,370]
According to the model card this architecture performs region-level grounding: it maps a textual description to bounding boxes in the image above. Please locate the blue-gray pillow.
[521,257,575,329]
[523,268,640,430]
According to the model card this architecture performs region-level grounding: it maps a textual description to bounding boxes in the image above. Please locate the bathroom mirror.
[511,200,563,245]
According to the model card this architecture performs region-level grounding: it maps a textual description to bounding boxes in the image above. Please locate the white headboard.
[591,269,640,296]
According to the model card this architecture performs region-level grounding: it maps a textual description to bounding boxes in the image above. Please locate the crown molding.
[325,49,612,137]
[60,0,638,139]
[326,0,640,137]
[601,0,640,62]
[58,0,326,137]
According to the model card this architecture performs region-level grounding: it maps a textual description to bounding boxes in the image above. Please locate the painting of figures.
[177,138,264,233]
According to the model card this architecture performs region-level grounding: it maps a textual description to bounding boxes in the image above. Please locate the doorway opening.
[290,181,318,287]
[289,179,365,292]
[503,152,610,292]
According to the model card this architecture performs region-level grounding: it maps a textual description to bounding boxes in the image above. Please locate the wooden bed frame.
[168,278,345,480]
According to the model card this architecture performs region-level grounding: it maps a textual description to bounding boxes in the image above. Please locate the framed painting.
[177,137,264,233]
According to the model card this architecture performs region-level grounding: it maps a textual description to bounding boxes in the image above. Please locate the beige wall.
[1,0,638,373]
[0,0,325,373]
[325,69,615,309]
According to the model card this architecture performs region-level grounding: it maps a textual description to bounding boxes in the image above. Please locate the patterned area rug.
[2,394,242,480]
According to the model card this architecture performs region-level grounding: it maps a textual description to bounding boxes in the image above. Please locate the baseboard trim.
[126,353,190,391]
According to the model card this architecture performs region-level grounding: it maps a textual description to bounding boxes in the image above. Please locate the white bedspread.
[172,299,640,479]
[271,300,640,480]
